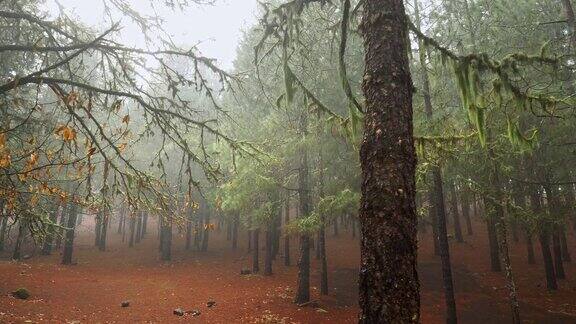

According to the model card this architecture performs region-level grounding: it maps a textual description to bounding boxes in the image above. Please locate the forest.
[0,0,576,323]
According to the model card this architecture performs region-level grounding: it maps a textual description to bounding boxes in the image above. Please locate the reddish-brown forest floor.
[1,218,576,323]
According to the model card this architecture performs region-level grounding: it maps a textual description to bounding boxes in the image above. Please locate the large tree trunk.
[294,112,311,305]
[358,0,419,321]
[62,203,79,265]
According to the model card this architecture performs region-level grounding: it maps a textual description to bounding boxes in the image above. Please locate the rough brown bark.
[358,0,419,321]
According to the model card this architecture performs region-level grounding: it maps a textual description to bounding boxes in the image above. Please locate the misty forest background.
[1,0,576,323]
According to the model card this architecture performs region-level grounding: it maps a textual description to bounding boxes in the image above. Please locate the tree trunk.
[560,229,571,262]
[265,226,273,275]
[186,208,193,250]
[0,213,8,251]
[117,207,124,234]
[484,196,502,272]
[433,169,457,324]
[55,207,67,250]
[62,203,79,265]
[232,212,239,250]
[128,215,136,248]
[201,209,210,252]
[449,181,464,243]
[284,198,290,266]
[544,185,566,279]
[530,186,557,290]
[94,213,102,247]
[319,214,328,295]
[141,212,148,238]
[252,228,260,273]
[42,205,59,255]
[13,220,26,260]
[98,212,108,251]
[462,192,473,235]
[294,112,311,305]
[525,231,536,264]
[358,0,419,321]
[135,212,142,243]
[160,217,172,261]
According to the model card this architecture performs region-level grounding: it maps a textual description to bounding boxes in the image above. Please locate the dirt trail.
[0,219,575,323]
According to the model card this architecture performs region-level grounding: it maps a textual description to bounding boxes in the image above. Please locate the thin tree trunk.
[530,186,557,290]
[462,192,473,235]
[94,213,102,247]
[544,185,566,279]
[265,226,273,275]
[449,181,464,243]
[186,207,193,250]
[560,229,571,262]
[294,112,311,305]
[62,203,79,265]
[201,209,210,252]
[358,0,419,321]
[42,205,59,255]
[128,215,136,247]
[485,196,502,272]
[0,213,8,251]
[232,212,239,250]
[13,220,26,260]
[252,228,260,273]
[525,231,536,264]
[160,217,172,261]
[135,212,142,243]
[284,198,290,266]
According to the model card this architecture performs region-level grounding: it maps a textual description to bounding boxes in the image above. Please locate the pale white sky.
[44,0,259,70]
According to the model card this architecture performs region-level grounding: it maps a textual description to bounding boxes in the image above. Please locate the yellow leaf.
[0,152,11,168]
